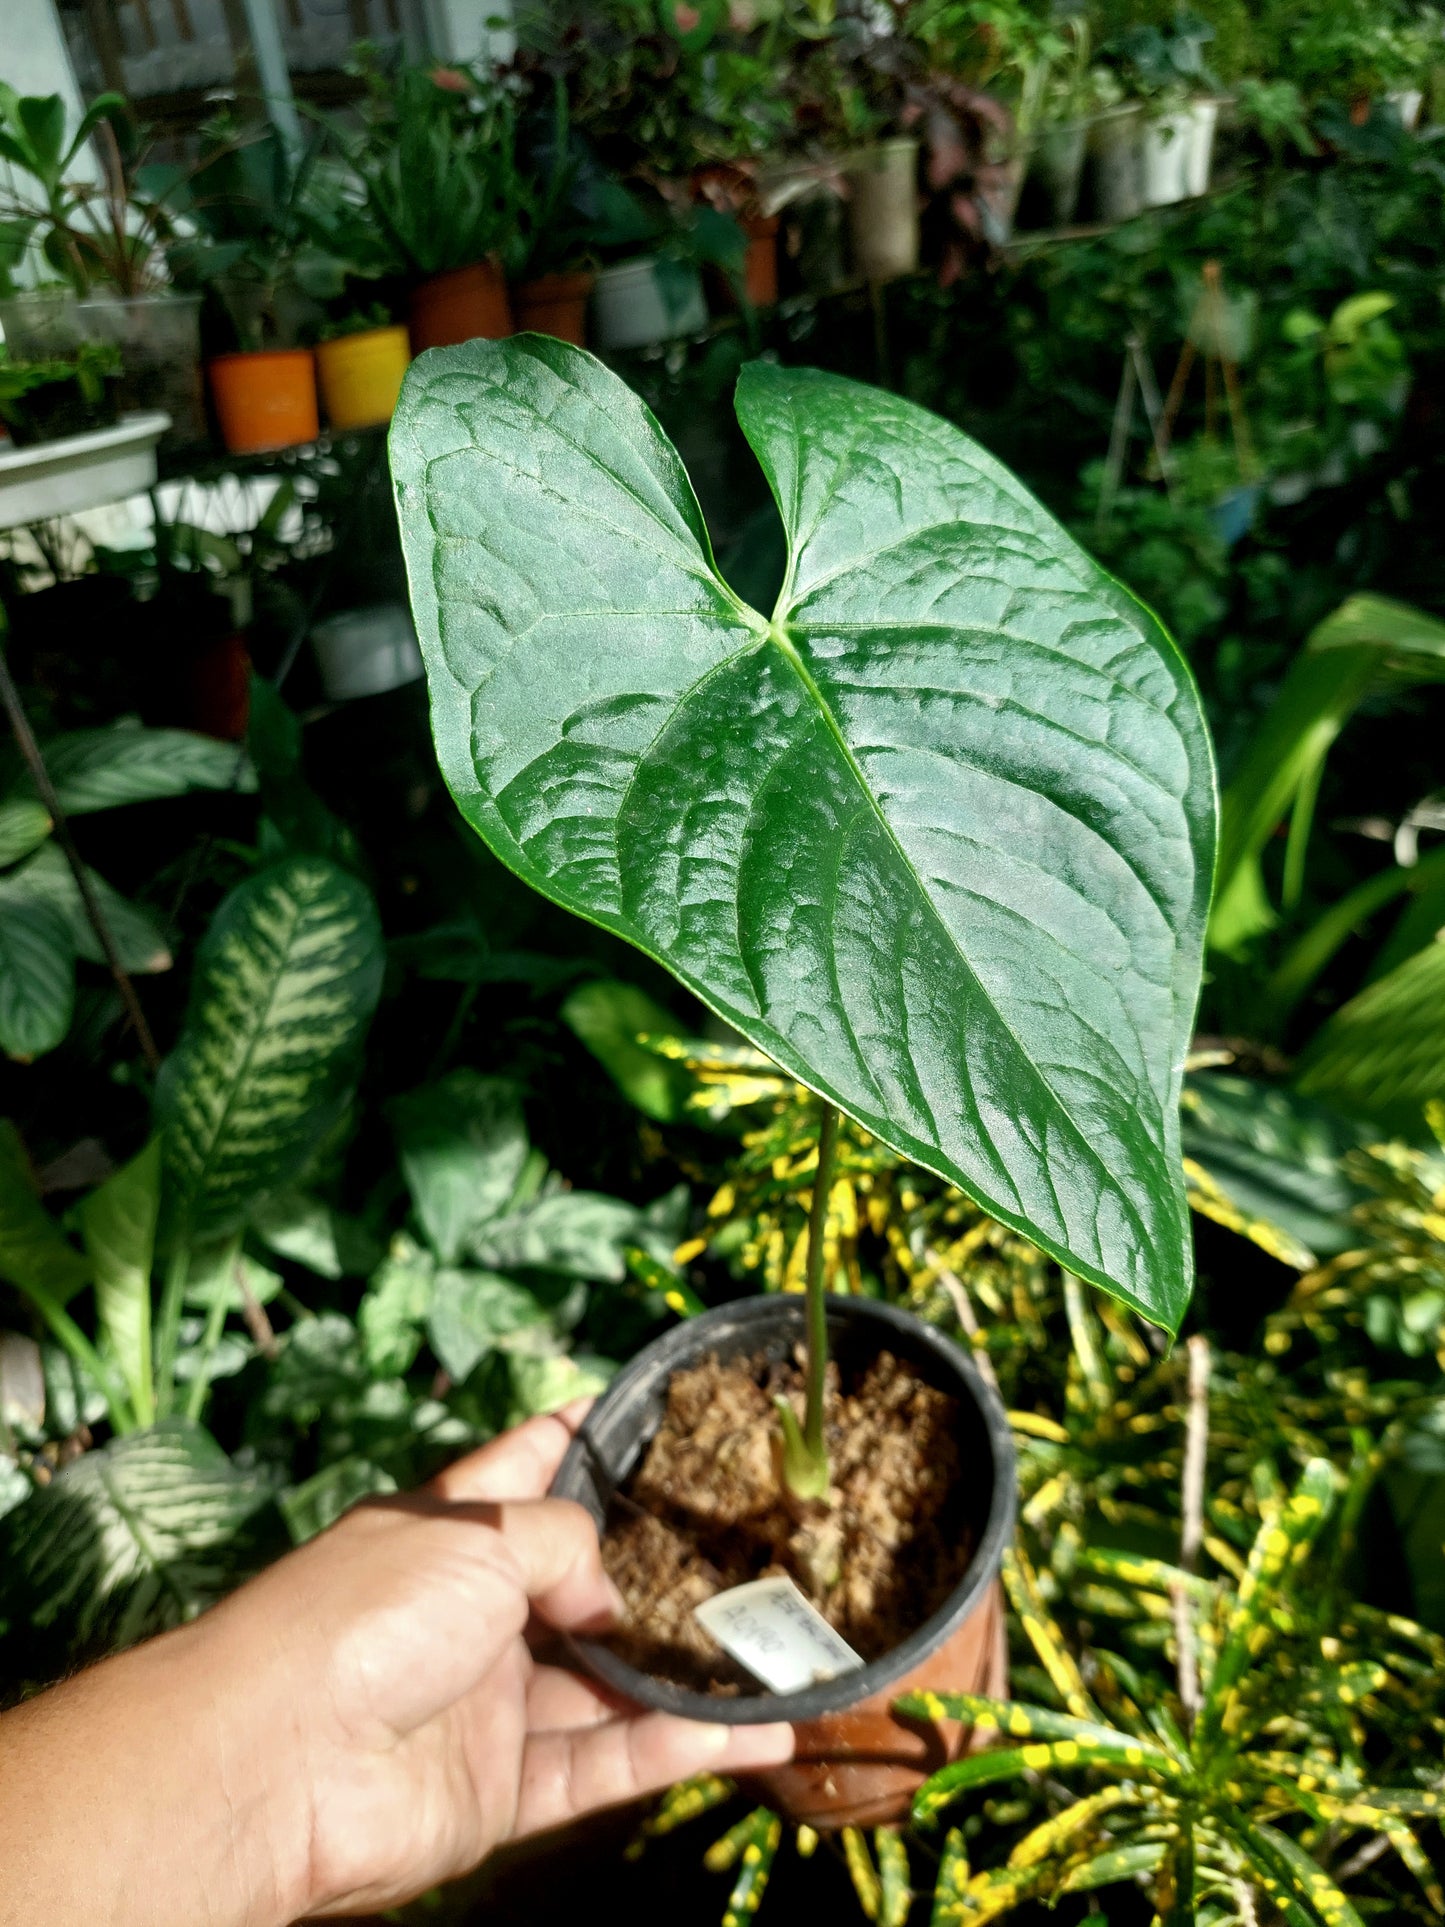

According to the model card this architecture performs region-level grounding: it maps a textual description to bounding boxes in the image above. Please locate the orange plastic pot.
[208,349,317,455]
[315,325,411,431]
[409,260,513,353]
[742,215,780,307]
[513,271,595,346]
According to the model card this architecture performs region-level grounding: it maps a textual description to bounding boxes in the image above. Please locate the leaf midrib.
[762,614,1163,1257]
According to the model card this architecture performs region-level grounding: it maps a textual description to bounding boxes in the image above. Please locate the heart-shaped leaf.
[391,340,1215,1329]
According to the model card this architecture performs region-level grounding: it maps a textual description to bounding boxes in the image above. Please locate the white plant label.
[694,1576,866,1694]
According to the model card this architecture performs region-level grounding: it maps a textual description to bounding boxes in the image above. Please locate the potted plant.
[0,84,206,446]
[1092,9,1220,217]
[314,304,411,432]
[389,336,1215,1819]
[506,79,597,346]
[584,177,737,353]
[168,120,357,455]
[0,340,121,445]
[350,62,521,353]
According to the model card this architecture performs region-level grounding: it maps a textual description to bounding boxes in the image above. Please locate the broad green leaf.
[79,1140,160,1427]
[1180,1073,1368,1263]
[248,1189,344,1278]
[155,857,384,1240]
[0,1418,274,1656]
[426,1267,550,1381]
[392,339,1215,1330]
[1295,937,1445,1135]
[22,724,254,815]
[0,842,171,974]
[507,1349,613,1420]
[467,1185,641,1281]
[359,1237,434,1376]
[0,798,50,866]
[279,1457,396,1544]
[0,895,74,1060]
[391,1072,530,1263]
[561,978,689,1121]
[181,1243,282,1310]
[0,1120,90,1303]
[1212,594,1445,955]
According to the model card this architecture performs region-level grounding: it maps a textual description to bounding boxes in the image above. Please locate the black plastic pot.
[550,1292,1016,1727]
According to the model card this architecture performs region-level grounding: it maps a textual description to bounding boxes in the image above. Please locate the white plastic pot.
[0,411,170,532]
[1385,88,1423,131]
[1142,98,1218,208]
[844,139,921,282]
[311,602,423,702]
[591,257,707,352]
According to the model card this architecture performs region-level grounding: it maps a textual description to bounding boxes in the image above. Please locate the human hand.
[0,1402,793,1927]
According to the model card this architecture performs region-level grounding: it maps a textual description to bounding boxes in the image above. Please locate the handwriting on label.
[694,1575,866,1694]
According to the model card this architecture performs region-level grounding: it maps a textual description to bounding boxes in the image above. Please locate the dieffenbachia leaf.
[155,857,384,1240]
[391,339,1215,1329]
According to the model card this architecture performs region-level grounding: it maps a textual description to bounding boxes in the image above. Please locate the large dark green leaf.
[0,1119,91,1305]
[0,1418,274,1657]
[0,895,73,1060]
[466,1184,640,1281]
[155,857,384,1239]
[20,724,253,815]
[1295,937,1445,1136]
[0,843,171,974]
[391,339,1215,1327]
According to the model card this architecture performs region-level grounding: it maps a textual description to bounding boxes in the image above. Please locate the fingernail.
[719,1721,796,1770]
[602,1575,628,1623]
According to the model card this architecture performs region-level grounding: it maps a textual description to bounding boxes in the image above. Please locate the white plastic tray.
[0,411,171,530]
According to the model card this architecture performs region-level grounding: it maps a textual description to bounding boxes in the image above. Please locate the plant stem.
[801,1101,840,1480]
[184,1288,231,1425]
[23,1280,135,1435]
[152,1246,191,1420]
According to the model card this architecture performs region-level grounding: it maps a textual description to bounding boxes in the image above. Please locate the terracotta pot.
[514,270,595,346]
[742,215,780,307]
[550,1294,1016,1828]
[208,349,318,455]
[315,325,411,431]
[753,1579,1007,1827]
[409,260,513,353]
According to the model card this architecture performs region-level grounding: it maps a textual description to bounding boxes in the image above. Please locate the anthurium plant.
[390,335,1216,1496]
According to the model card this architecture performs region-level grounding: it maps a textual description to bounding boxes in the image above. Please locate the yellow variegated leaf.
[876,1827,911,1927]
[842,1826,881,1920]
[1183,1156,1317,1271]
[1000,1546,1096,1719]
[1008,1784,1140,1868]
[932,1828,970,1923]
[626,1773,733,1857]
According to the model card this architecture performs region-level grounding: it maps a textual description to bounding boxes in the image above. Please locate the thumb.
[486,1496,624,1633]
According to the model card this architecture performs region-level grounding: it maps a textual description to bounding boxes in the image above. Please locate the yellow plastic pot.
[315,326,411,432]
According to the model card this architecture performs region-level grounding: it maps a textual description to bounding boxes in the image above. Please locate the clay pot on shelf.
[550,1293,1016,1829]
[207,348,318,455]
[513,270,596,346]
[843,138,921,283]
[408,260,513,353]
[741,214,780,306]
[315,325,411,431]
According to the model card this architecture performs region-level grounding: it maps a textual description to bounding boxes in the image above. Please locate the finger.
[526,1662,622,1734]
[485,1497,623,1631]
[430,1402,593,1505]
[517,1714,795,1837]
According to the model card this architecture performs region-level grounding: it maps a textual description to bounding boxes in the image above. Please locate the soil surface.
[599,1346,973,1694]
